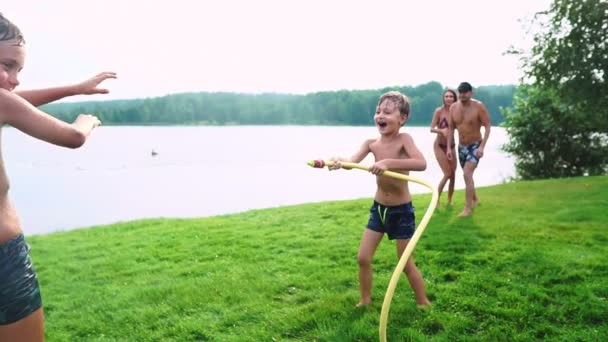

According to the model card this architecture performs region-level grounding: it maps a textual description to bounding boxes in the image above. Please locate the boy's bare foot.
[458,208,472,217]
[416,298,431,308]
[356,300,372,308]
[416,299,431,311]
[472,199,479,208]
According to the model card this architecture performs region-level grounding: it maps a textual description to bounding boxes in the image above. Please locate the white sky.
[3,0,550,100]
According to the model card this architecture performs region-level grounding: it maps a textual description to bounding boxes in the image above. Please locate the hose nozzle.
[307,160,326,168]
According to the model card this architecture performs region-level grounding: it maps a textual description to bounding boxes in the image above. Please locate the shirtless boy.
[329,91,431,308]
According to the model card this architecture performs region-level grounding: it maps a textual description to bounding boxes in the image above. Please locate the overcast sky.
[3,0,550,101]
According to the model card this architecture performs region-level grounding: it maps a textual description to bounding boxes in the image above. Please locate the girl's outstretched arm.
[0,89,100,148]
[15,72,116,107]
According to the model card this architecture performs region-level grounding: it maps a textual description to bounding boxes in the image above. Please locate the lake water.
[4,126,515,235]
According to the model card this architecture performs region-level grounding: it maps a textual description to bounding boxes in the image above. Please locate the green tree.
[503,0,608,179]
[503,86,607,179]
[524,0,608,130]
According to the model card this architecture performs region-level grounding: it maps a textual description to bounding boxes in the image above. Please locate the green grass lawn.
[27,176,608,341]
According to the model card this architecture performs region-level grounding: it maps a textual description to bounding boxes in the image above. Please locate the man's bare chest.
[454,106,479,126]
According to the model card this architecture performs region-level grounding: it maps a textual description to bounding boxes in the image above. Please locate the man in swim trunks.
[446,82,491,217]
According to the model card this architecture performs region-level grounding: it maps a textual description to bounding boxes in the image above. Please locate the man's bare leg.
[459,162,478,217]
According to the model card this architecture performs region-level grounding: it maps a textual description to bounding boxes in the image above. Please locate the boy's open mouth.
[377,122,387,128]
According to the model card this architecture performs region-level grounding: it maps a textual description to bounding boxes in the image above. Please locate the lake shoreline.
[7,126,514,235]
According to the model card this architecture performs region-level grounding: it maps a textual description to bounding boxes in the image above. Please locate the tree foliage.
[42,82,515,126]
[503,0,608,179]
[503,86,607,179]
[525,0,608,130]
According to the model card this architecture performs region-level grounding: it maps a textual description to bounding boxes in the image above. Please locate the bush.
[502,85,608,179]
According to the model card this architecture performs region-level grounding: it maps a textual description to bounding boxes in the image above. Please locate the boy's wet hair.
[0,13,25,45]
[377,91,410,117]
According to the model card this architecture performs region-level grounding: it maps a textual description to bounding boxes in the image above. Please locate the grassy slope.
[28,176,608,341]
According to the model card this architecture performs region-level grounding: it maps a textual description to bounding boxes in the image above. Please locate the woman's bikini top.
[438,116,448,129]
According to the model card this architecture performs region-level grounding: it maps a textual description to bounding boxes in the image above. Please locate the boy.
[0,13,116,341]
[329,91,431,307]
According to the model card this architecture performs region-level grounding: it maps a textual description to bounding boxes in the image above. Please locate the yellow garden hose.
[308,160,438,342]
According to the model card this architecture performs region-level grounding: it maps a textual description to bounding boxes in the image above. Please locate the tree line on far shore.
[42,82,515,126]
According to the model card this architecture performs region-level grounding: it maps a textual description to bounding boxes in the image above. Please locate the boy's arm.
[349,139,372,163]
[328,139,371,170]
[0,89,99,148]
[370,134,426,174]
[15,72,116,107]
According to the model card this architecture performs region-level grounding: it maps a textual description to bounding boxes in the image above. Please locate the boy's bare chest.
[370,141,407,160]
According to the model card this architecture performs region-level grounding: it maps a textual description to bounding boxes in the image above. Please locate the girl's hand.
[73,72,117,95]
[74,114,101,130]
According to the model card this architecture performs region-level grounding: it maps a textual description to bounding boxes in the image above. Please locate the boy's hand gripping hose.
[308,160,438,342]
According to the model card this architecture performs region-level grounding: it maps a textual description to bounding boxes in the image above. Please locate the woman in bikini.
[429,89,457,207]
